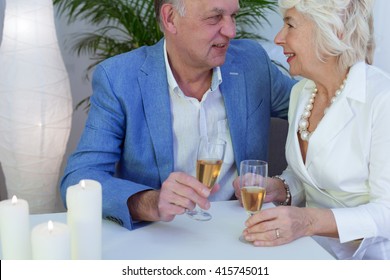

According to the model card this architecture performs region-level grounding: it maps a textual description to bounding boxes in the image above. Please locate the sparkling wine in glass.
[241,186,266,215]
[239,160,267,242]
[186,137,226,221]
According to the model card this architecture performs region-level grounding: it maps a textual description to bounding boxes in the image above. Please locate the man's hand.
[128,172,219,222]
[158,172,213,221]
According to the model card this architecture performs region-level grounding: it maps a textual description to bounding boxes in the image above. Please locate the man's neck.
[171,66,212,101]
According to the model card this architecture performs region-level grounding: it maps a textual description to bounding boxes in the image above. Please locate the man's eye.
[207,15,222,24]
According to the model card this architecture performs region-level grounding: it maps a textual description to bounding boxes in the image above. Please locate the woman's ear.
[160,4,178,34]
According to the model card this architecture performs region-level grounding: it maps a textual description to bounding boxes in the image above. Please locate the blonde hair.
[278,0,375,69]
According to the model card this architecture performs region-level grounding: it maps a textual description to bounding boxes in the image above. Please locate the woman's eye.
[286,23,294,28]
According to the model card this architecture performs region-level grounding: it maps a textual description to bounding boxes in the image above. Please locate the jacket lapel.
[219,52,247,168]
[306,62,366,167]
[305,98,354,167]
[138,40,174,182]
[288,80,316,182]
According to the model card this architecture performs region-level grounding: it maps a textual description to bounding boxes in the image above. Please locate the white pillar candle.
[66,179,102,259]
[31,220,70,259]
[0,195,31,259]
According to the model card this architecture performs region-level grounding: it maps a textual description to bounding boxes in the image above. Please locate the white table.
[12,200,334,260]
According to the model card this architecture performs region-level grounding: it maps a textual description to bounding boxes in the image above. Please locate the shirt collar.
[163,39,222,97]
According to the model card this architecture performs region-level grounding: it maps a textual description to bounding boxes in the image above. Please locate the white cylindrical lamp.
[0,0,73,214]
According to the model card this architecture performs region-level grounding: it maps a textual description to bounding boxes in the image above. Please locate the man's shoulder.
[227,39,268,63]
[226,39,269,67]
[98,40,163,69]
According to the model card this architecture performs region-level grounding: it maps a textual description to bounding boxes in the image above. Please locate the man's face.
[171,0,239,71]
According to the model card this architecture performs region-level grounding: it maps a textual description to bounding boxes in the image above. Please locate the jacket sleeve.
[331,82,390,244]
[60,64,152,230]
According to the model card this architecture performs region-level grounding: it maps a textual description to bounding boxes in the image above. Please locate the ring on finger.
[275,228,280,239]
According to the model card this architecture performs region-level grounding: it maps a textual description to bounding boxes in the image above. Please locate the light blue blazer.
[60,39,295,230]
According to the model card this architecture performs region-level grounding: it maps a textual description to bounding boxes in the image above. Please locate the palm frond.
[237,0,278,40]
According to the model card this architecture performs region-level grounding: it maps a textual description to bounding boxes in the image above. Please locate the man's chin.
[210,56,227,67]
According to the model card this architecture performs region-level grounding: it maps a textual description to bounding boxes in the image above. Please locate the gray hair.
[154,0,186,31]
[278,0,375,69]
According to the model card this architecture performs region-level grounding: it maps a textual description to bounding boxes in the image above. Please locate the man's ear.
[160,3,178,34]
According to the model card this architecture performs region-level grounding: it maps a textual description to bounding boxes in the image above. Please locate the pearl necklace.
[298,76,348,141]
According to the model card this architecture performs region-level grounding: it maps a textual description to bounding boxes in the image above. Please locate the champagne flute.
[239,160,268,242]
[186,137,226,221]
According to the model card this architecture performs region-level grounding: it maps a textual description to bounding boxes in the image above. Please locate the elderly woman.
[235,0,390,259]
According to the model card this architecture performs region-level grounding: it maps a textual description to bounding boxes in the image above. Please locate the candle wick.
[11,195,18,205]
[48,220,54,233]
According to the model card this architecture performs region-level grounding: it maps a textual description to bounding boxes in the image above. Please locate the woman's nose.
[274,29,285,46]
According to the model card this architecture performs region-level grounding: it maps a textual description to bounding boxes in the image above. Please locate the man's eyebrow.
[209,7,240,15]
[283,16,292,23]
[211,7,224,13]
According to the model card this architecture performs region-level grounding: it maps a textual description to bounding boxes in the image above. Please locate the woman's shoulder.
[366,64,390,90]
[290,78,312,100]
[287,78,312,120]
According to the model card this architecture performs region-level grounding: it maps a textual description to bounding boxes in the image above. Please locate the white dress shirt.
[164,41,236,201]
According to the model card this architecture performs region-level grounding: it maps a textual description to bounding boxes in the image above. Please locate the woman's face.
[274,8,321,78]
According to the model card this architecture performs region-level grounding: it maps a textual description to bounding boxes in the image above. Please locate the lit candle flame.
[80,180,86,189]
[48,220,54,233]
[11,195,18,205]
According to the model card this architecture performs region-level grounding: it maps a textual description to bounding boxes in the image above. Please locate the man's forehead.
[187,0,240,13]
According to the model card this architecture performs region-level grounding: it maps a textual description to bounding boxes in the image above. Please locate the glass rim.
[240,159,268,166]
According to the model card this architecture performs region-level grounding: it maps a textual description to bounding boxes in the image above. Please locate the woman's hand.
[242,206,338,246]
[242,206,312,246]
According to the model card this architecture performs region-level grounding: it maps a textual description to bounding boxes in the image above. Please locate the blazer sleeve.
[331,84,390,244]
[60,64,153,230]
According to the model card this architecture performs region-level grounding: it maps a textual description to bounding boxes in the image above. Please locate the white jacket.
[282,61,390,259]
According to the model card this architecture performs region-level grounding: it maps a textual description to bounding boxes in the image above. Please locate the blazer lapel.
[306,63,366,167]
[220,53,246,167]
[288,80,316,181]
[138,41,174,182]
[305,98,354,167]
